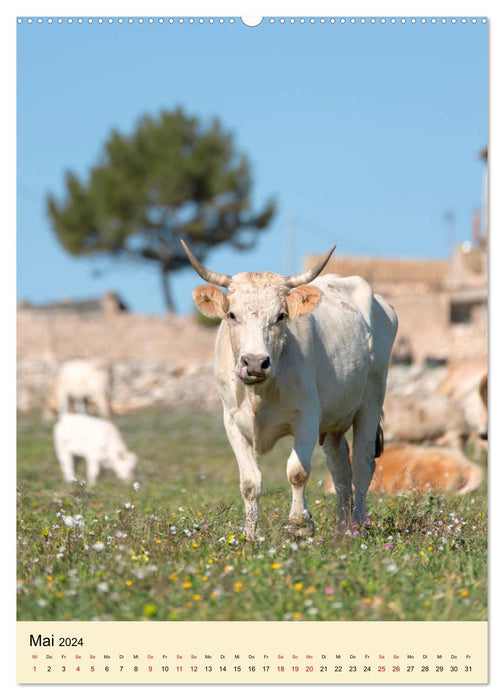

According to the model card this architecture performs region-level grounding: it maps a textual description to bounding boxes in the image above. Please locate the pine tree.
[47,108,275,313]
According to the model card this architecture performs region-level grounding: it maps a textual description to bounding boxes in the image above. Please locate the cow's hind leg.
[322,432,353,526]
[351,404,383,524]
[96,393,111,418]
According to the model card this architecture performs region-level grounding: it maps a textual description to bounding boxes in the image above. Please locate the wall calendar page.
[15,6,489,689]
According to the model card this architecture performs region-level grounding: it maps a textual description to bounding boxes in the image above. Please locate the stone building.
[304,243,487,365]
[17,291,128,317]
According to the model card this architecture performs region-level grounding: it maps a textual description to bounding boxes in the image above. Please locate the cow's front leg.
[223,410,262,541]
[58,451,76,483]
[286,417,318,536]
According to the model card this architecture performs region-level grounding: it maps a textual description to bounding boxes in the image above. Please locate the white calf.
[51,359,112,417]
[54,414,137,486]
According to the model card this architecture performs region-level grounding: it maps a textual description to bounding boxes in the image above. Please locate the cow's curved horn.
[285,245,336,288]
[180,240,231,288]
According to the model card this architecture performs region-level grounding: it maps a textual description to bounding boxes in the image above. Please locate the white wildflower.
[62,514,84,528]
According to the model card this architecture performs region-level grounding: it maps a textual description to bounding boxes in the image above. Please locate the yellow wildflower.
[143,604,157,617]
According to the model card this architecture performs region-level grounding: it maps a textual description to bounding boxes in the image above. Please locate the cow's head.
[114,450,138,482]
[182,240,335,386]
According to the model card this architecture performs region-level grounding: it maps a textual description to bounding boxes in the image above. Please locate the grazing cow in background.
[182,240,398,539]
[437,359,488,446]
[324,443,484,495]
[383,393,469,451]
[54,413,137,486]
[47,359,112,418]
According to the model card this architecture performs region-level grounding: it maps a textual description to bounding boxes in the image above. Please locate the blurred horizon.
[17,16,488,315]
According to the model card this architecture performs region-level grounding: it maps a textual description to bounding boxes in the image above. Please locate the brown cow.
[324,443,484,496]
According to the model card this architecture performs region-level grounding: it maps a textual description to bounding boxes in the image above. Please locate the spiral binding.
[16,17,488,26]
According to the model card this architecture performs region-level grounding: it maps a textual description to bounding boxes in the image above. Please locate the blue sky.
[17,16,488,315]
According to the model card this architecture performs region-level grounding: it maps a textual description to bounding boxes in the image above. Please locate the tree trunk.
[161,267,177,314]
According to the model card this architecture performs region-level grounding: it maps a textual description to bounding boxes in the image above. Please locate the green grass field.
[17,407,487,622]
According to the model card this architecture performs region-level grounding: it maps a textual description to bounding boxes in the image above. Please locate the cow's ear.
[286,285,322,319]
[192,285,229,319]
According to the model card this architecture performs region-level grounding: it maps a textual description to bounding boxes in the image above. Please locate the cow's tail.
[375,412,384,458]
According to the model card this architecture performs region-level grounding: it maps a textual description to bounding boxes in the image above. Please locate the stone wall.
[17,311,220,414]
[17,312,217,364]
[17,358,220,415]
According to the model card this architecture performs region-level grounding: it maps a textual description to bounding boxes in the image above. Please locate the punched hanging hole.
[241,17,263,27]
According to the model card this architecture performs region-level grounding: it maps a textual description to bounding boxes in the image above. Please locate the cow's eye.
[276,312,287,323]
[228,311,237,321]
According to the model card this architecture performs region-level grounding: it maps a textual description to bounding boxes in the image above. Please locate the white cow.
[50,359,112,417]
[437,359,488,445]
[383,393,469,451]
[182,240,398,539]
[54,414,137,486]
